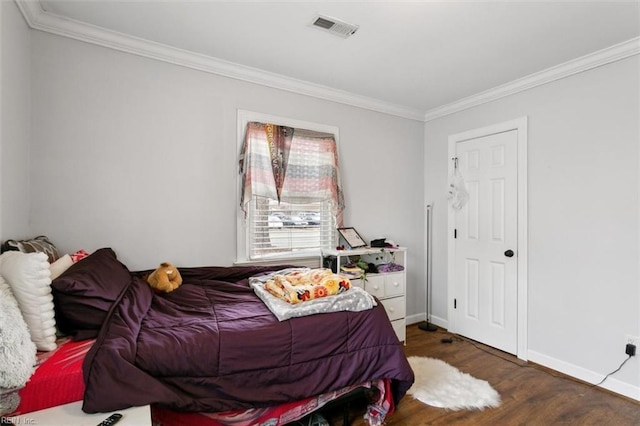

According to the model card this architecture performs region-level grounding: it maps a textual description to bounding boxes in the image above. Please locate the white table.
[4,401,151,425]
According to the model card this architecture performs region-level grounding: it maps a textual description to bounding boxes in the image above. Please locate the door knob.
[504,249,514,258]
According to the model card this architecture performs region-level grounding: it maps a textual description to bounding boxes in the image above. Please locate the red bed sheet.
[10,338,94,415]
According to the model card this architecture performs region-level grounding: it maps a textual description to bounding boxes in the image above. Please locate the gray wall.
[424,55,639,397]
[27,31,426,317]
[0,0,31,240]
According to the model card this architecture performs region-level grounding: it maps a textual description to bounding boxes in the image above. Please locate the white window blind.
[248,197,336,259]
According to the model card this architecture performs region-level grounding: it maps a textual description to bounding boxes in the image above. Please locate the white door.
[451,129,519,354]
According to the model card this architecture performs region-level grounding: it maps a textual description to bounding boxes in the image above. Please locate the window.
[237,111,344,261]
[247,198,336,259]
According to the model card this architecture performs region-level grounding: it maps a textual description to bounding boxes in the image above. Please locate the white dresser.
[322,247,407,343]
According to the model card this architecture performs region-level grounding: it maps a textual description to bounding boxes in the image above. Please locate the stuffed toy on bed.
[147,262,182,293]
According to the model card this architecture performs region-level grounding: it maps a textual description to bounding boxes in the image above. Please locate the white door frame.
[447,117,528,360]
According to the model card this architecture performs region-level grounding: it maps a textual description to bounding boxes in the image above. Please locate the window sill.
[234,253,321,268]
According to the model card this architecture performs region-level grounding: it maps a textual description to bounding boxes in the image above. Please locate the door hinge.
[454,298,457,309]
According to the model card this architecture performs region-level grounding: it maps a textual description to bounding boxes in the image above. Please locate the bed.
[1,337,93,417]
[3,247,415,425]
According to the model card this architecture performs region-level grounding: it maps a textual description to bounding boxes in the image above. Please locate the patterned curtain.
[240,122,345,225]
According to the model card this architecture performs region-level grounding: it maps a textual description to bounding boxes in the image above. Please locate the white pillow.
[0,275,37,389]
[50,254,73,280]
[0,251,57,351]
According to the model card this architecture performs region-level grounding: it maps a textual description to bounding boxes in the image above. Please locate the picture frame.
[337,227,367,249]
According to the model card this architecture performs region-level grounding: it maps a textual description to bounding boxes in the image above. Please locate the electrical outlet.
[624,334,639,354]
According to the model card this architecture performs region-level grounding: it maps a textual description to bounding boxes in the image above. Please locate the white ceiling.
[33,1,640,117]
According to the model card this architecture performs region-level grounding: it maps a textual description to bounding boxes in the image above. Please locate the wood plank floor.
[326,324,640,426]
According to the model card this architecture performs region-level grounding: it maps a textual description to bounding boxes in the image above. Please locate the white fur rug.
[407,356,501,410]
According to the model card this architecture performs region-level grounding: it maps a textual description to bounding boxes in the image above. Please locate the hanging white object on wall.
[448,157,469,210]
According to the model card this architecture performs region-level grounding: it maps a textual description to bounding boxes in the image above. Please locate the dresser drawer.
[365,274,405,299]
[384,273,404,297]
[382,296,405,321]
[364,275,385,298]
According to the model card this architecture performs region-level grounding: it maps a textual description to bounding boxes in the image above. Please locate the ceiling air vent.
[312,14,359,38]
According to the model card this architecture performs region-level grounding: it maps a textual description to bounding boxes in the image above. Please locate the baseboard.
[428,315,448,329]
[406,312,448,329]
[528,350,640,401]
[405,313,424,325]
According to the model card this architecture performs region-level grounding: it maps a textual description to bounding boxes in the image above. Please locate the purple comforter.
[81,265,414,414]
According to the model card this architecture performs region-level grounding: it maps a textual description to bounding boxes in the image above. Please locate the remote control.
[96,413,123,426]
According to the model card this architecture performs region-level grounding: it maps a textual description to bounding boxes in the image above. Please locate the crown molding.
[424,36,640,122]
[15,1,640,124]
[15,0,425,122]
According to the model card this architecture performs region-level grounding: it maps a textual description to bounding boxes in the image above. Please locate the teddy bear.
[146,262,183,293]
